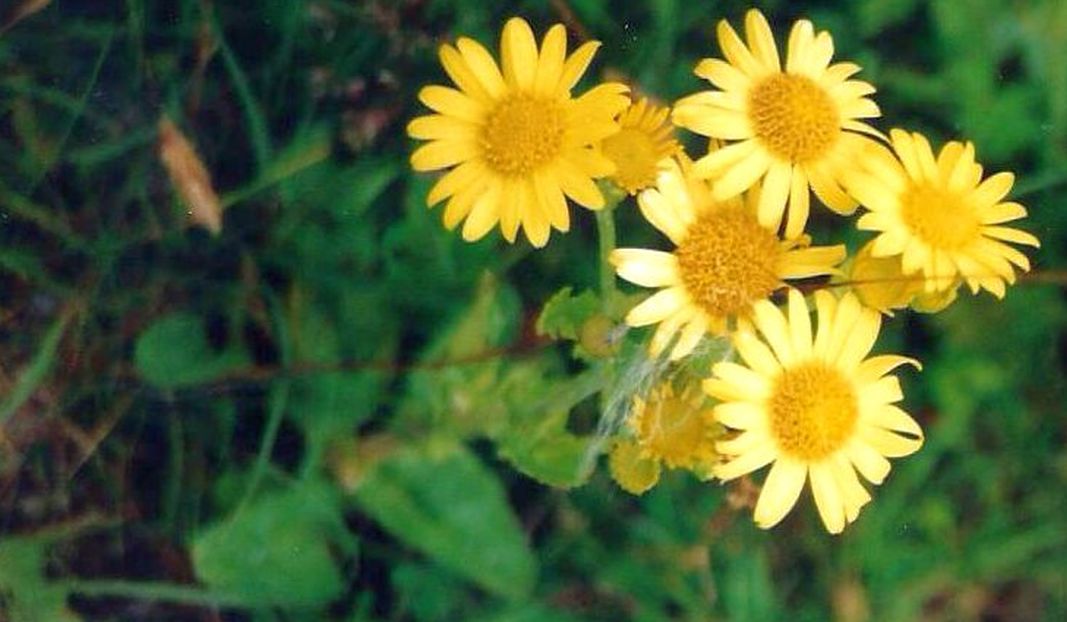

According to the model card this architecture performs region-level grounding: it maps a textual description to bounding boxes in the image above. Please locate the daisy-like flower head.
[609,382,720,494]
[408,18,630,247]
[601,98,681,195]
[846,239,922,315]
[672,9,882,239]
[846,239,959,315]
[610,158,846,360]
[705,289,924,534]
[630,382,719,471]
[843,129,1040,298]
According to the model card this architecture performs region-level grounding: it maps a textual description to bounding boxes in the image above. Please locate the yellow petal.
[611,249,679,288]
[860,425,923,458]
[744,9,780,72]
[694,58,750,91]
[439,43,491,102]
[554,158,605,209]
[557,40,600,94]
[714,442,776,480]
[427,160,487,205]
[626,287,687,326]
[733,328,782,377]
[418,85,485,122]
[753,458,806,528]
[691,139,759,178]
[455,37,507,98]
[871,404,923,438]
[716,17,765,78]
[810,461,847,534]
[758,161,792,231]
[829,456,871,523]
[410,140,478,171]
[711,361,773,401]
[976,201,1027,225]
[752,295,794,366]
[981,225,1040,247]
[460,182,503,241]
[534,24,566,96]
[501,17,537,90]
[711,149,771,200]
[786,288,813,359]
[856,354,921,385]
[846,440,891,485]
[784,164,810,239]
[785,19,815,75]
[671,314,708,359]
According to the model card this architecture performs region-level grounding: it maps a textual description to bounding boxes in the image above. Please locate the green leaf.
[720,547,780,622]
[858,0,921,35]
[399,274,521,436]
[391,562,468,622]
[353,441,537,600]
[491,367,605,489]
[289,296,384,441]
[134,313,250,389]
[496,408,592,489]
[192,482,349,608]
[536,287,600,342]
[0,538,81,622]
[472,604,584,622]
[433,273,521,359]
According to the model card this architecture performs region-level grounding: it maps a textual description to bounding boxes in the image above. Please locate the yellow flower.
[609,382,720,494]
[847,239,922,315]
[610,159,845,360]
[608,439,661,495]
[705,289,923,534]
[631,382,719,471]
[408,17,629,247]
[672,9,882,238]
[843,129,1039,298]
[846,240,960,315]
[601,98,680,194]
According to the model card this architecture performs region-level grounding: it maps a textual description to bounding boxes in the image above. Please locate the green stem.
[595,203,618,308]
[0,309,73,424]
[64,580,254,608]
[235,287,292,511]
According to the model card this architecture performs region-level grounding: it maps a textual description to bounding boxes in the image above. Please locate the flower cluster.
[408,11,1039,533]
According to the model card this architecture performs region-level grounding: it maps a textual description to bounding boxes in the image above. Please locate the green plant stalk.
[64,580,256,608]
[0,310,73,424]
[235,287,293,511]
[27,28,115,194]
[595,199,619,310]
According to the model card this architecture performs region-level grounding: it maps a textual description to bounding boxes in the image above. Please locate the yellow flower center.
[748,74,840,163]
[768,362,858,461]
[632,386,717,470]
[675,209,782,319]
[601,128,659,194]
[481,94,565,176]
[900,184,980,252]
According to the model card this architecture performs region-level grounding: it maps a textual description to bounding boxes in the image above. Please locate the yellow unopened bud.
[910,285,959,314]
[848,240,921,315]
[578,314,620,358]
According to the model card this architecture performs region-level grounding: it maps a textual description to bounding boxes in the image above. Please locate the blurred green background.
[1,0,1066,620]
